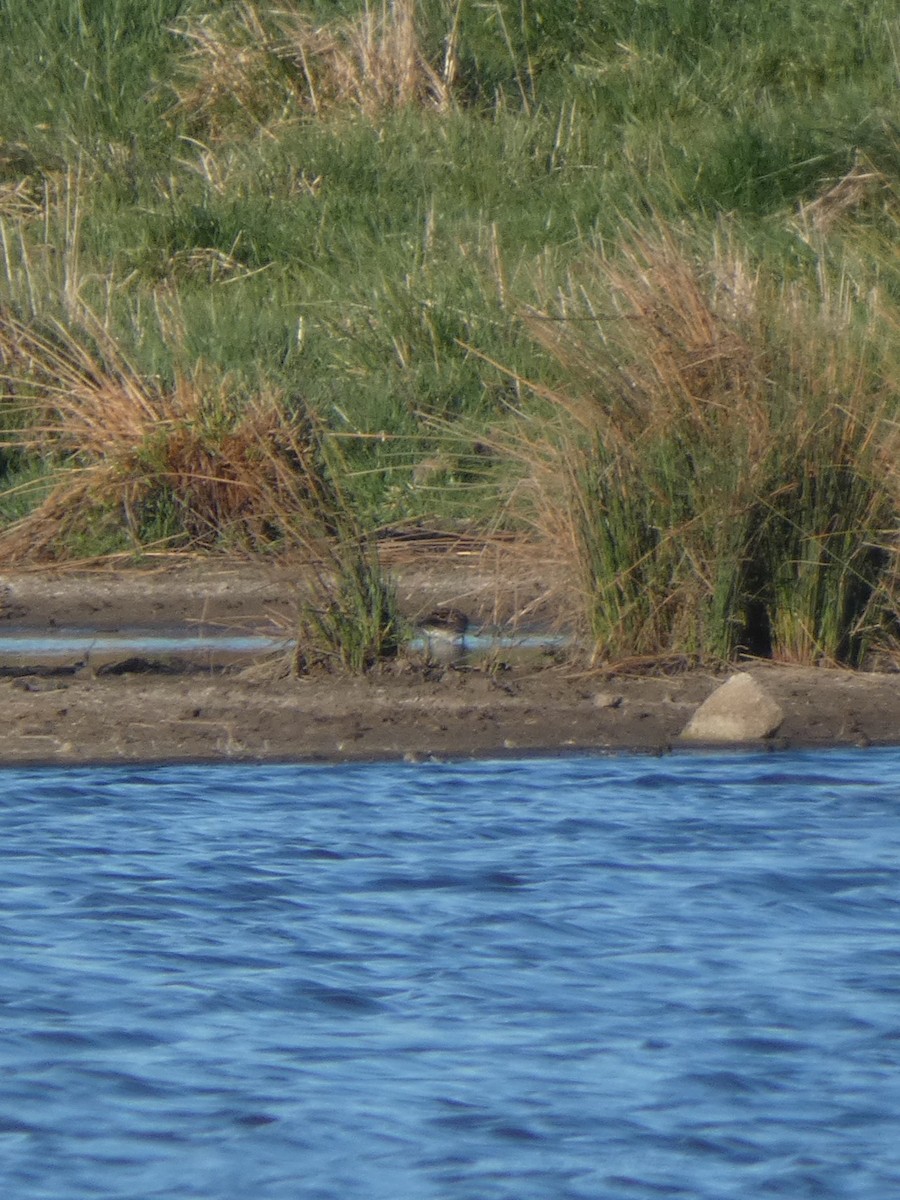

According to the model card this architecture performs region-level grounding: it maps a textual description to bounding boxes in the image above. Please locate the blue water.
[0,631,288,657]
[0,628,564,660]
[3,748,900,1200]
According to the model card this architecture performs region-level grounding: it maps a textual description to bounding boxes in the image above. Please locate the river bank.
[0,558,897,765]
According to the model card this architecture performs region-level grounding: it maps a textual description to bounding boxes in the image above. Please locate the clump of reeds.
[0,307,401,672]
[510,224,900,668]
[294,532,403,674]
[169,0,453,135]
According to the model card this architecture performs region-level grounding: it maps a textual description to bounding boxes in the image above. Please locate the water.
[3,748,900,1200]
[0,628,566,663]
[0,630,287,657]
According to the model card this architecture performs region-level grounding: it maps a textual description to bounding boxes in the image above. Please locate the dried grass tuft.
[273,0,452,117]
[0,179,43,222]
[0,311,335,560]
[796,155,898,235]
[169,0,452,134]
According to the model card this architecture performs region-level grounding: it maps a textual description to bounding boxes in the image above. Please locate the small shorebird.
[417,607,470,665]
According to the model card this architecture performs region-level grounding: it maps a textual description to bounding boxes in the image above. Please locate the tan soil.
[0,555,897,764]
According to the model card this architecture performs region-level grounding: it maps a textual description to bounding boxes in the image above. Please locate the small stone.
[592,691,624,710]
[680,673,784,743]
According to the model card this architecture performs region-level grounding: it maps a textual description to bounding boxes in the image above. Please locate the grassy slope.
[0,0,897,542]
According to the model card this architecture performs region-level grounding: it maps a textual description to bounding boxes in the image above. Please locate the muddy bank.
[3,660,899,766]
[0,540,561,633]
[0,560,897,765]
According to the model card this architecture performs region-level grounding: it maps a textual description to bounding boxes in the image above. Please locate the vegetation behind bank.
[0,0,897,666]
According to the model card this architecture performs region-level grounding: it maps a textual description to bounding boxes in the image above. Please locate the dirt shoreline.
[0,559,898,765]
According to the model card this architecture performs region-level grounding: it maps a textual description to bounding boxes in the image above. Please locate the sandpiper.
[417,607,470,665]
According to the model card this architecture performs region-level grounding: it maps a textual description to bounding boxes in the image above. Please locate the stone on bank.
[680,673,784,744]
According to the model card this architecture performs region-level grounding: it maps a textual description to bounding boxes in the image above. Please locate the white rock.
[680,673,784,743]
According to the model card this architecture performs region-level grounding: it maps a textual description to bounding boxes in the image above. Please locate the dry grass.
[168,3,294,137]
[169,0,453,134]
[796,155,898,236]
[273,0,453,117]
[0,179,43,222]
[0,310,338,560]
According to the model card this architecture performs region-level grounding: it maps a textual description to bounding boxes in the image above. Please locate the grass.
[507,219,900,667]
[0,0,897,668]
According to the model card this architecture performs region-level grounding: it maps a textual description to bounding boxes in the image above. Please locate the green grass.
[0,0,897,664]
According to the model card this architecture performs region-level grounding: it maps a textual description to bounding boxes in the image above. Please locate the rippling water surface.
[3,748,900,1199]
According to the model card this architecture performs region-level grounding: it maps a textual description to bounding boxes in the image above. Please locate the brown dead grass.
[169,0,453,135]
[796,155,898,235]
[0,310,337,561]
